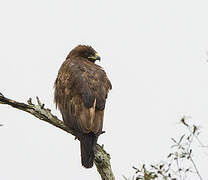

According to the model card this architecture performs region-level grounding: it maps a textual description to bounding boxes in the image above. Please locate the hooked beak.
[88,53,101,61]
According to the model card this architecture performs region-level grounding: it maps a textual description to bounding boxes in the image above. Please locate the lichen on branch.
[0,93,115,180]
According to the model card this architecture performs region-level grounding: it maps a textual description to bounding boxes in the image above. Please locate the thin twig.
[176,156,183,180]
[189,156,203,180]
[181,118,208,148]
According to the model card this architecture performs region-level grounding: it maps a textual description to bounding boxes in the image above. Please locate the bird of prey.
[54,45,112,168]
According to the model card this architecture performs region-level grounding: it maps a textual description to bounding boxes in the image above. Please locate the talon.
[100,131,105,135]
[0,93,4,97]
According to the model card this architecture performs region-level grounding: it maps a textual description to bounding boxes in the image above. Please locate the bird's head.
[67,45,101,63]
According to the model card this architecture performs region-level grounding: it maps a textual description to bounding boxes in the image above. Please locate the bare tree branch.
[0,93,115,180]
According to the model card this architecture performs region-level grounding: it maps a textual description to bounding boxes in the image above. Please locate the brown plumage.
[54,45,112,168]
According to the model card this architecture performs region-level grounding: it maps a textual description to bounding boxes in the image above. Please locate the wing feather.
[54,58,111,135]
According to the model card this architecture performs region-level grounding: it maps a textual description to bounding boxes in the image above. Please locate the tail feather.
[80,133,97,168]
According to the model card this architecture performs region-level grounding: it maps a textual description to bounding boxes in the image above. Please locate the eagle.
[54,45,112,168]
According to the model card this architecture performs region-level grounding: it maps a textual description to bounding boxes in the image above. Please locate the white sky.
[0,0,208,179]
